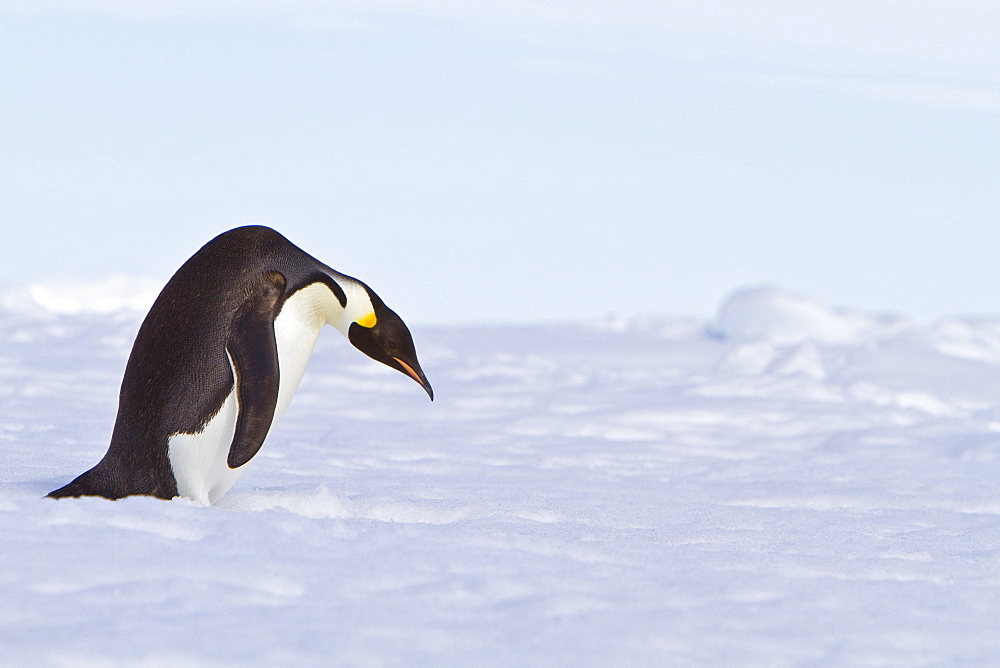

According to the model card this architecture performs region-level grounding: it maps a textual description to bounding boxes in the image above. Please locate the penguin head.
[347,294,433,401]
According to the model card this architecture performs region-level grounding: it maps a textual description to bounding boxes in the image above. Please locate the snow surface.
[2,282,1000,665]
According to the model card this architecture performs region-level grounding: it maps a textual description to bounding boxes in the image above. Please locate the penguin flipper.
[226,271,286,469]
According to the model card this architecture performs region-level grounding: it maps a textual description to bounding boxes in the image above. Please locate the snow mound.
[2,276,162,315]
[925,318,1000,365]
[712,286,905,345]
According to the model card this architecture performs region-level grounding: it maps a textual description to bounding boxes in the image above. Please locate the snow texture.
[2,282,1000,665]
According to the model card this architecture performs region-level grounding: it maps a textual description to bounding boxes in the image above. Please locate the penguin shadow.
[218,484,474,524]
[25,476,467,527]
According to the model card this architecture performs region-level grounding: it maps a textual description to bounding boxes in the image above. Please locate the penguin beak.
[393,356,434,401]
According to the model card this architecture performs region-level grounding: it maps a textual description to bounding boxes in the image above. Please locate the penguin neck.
[281,278,374,339]
[328,278,377,336]
[269,278,372,426]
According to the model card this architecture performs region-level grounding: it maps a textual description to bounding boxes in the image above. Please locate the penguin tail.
[46,485,79,499]
[47,461,178,500]
[47,467,105,499]
[47,464,131,500]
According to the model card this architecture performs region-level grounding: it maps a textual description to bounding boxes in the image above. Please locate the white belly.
[168,289,327,504]
[167,388,242,504]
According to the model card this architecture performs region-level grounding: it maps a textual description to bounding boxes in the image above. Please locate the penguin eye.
[387,339,398,352]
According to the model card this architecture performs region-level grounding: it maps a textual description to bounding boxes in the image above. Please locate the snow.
[2,281,1000,665]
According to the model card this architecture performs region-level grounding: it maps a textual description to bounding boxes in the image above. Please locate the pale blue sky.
[1,2,998,323]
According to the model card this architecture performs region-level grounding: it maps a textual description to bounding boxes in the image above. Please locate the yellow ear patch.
[358,312,377,328]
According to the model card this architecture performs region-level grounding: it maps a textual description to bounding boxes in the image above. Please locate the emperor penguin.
[48,225,433,504]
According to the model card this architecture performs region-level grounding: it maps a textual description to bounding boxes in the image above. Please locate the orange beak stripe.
[393,357,423,385]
